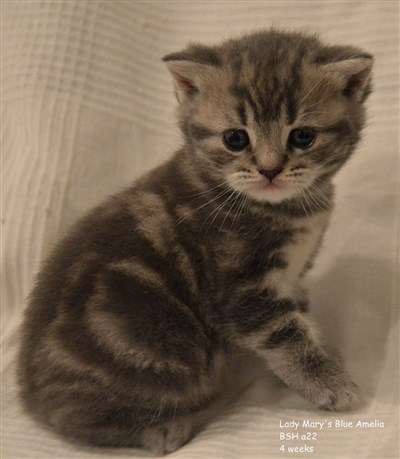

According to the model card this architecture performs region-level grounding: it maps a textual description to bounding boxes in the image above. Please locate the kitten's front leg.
[264,312,361,410]
[228,292,360,410]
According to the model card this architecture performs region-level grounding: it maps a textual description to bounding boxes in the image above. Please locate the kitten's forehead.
[224,43,322,127]
[199,30,364,128]
[193,57,336,134]
[170,29,372,139]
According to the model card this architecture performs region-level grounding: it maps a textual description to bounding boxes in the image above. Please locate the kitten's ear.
[163,47,220,103]
[163,59,216,103]
[322,56,373,101]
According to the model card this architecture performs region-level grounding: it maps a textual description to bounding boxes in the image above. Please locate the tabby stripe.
[230,292,296,335]
[227,252,287,286]
[128,190,200,305]
[232,85,261,124]
[264,319,305,348]
[124,225,197,307]
[108,259,167,291]
[237,102,247,126]
[159,184,210,300]
[102,270,209,376]
[285,60,302,124]
[323,120,351,137]
[285,89,297,125]
[86,308,191,373]
[186,122,216,141]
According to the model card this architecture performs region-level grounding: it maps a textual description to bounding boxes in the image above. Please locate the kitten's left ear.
[322,56,373,101]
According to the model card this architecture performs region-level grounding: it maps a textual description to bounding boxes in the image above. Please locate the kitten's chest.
[211,212,329,297]
[261,213,330,297]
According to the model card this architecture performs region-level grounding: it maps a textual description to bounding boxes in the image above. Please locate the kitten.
[18,29,373,455]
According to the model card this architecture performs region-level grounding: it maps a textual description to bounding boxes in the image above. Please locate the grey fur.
[18,29,372,454]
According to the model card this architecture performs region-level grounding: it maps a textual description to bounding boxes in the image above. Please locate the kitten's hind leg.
[139,415,197,455]
[139,368,256,455]
[46,401,209,453]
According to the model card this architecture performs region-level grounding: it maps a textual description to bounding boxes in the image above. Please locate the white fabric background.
[2,1,399,458]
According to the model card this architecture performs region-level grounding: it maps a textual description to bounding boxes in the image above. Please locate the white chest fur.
[262,212,330,299]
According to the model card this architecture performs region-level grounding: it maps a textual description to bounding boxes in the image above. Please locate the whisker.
[232,193,248,230]
[219,189,243,235]
[299,189,313,222]
[305,187,328,214]
[201,188,240,235]
[176,186,232,226]
[312,183,365,218]
[291,182,311,222]
[183,180,230,198]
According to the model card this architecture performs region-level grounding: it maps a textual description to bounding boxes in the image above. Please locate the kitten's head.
[164,30,373,204]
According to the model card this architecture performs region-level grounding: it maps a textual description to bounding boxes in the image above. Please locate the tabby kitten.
[18,30,373,455]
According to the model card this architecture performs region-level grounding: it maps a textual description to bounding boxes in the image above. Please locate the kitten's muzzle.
[258,167,283,182]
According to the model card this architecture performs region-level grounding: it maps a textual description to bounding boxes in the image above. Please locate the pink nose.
[258,167,283,181]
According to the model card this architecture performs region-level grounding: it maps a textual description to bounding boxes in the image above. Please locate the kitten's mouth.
[228,173,300,203]
[252,178,285,192]
[242,178,298,203]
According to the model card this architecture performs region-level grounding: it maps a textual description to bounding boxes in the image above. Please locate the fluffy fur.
[18,29,373,454]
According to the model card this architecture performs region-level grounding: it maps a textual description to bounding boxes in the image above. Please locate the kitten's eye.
[288,129,316,149]
[223,129,250,152]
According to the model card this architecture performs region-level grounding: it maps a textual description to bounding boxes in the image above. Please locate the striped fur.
[18,30,372,454]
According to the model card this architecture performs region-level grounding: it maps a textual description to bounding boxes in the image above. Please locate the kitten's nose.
[258,167,283,182]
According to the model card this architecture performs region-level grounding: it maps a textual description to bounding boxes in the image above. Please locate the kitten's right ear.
[163,49,219,103]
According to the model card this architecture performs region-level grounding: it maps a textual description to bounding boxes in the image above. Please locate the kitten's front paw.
[309,361,362,411]
[318,378,361,411]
